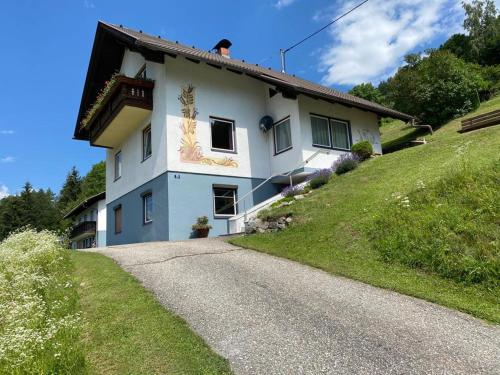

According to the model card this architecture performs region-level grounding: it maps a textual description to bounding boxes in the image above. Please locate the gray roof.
[101,22,413,122]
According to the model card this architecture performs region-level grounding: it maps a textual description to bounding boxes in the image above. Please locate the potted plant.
[192,216,212,238]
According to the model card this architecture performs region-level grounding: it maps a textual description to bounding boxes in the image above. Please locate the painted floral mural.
[178,85,238,167]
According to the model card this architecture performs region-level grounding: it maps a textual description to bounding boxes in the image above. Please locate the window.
[210,118,235,152]
[114,206,122,234]
[213,187,237,217]
[331,119,350,150]
[114,151,122,180]
[136,64,147,79]
[309,115,351,151]
[142,125,152,160]
[143,193,153,224]
[273,117,292,154]
[311,116,331,147]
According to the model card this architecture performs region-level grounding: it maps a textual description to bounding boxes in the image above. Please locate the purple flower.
[281,185,304,197]
[306,168,333,182]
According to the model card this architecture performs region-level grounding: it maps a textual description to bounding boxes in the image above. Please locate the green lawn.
[380,119,427,152]
[73,252,232,375]
[231,96,500,323]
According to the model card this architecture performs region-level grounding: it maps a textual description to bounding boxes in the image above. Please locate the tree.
[348,83,385,105]
[440,34,474,62]
[462,0,499,64]
[0,183,62,240]
[78,161,105,200]
[386,50,485,127]
[57,167,82,213]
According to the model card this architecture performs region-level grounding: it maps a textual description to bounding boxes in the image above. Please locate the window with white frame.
[330,119,350,150]
[273,117,292,154]
[311,115,331,147]
[210,117,235,152]
[114,151,122,180]
[310,115,351,150]
[213,186,237,216]
[142,125,152,160]
[143,193,153,224]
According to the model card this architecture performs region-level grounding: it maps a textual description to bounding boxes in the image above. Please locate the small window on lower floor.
[114,206,122,234]
[143,193,153,223]
[213,186,237,217]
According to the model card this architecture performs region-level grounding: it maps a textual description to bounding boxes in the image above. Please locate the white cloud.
[318,0,469,86]
[0,184,9,200]
[84,0,95,9]
[1,156,15,163]
[0,130,14,135]
[275,0,297,9]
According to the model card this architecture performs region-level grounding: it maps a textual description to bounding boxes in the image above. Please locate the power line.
[280,0,370,72]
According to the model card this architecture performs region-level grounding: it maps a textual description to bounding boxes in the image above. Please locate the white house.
[64,192,106,249]
[73,22,412,245]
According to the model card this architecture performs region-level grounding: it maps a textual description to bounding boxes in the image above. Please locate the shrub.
[192,216,212,230]
[370,161,500,287]
[281,185,304,198]
[333,154,360,175]
[0,229,84,374]
[351,141,373,161]
[307,169,333,189]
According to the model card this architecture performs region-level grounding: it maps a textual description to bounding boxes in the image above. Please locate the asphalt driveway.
[91,238,500,374]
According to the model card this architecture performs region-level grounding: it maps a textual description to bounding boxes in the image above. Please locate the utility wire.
[283,0,370,54]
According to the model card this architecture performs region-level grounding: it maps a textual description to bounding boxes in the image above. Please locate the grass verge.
[73,252,232,375]
[231,96,500,323]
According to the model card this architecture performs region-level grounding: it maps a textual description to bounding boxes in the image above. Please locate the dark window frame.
[114,151,122,181]
[309,113,352,151]
[210,117,237,153]
[142,125,152,161]
[142,192,153,224]
[212,185,238,218]
[273,116,293,155]
[114,205,122,234]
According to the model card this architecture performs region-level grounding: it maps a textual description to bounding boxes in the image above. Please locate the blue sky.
[0,0,477,198]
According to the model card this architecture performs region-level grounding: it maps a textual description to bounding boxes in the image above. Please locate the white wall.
[106,50,168,203]
[164,56,271,179]
[298,95,381,170]
[265,87,303,175]
[97,199,107,247]
[106,50,383,204]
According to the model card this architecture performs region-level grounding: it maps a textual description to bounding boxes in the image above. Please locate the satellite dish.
[259,116,274,133]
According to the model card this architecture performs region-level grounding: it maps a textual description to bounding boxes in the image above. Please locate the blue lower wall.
[106,171,280,244]
[106,173,169,246]
[167,171,279,241]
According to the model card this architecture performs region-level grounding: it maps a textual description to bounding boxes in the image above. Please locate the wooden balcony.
[86,76,154,147]
[70,221,96,240]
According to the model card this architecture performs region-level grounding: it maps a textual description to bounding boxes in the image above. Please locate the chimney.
[213,39,232,58]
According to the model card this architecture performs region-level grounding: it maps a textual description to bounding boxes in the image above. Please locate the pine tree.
[58,167,82,213]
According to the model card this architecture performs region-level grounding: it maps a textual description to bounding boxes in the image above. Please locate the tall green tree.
[57,167,82,213]
[462,0,499,65]
[0,183,62,240]
[78,161,105,200]
[348,83,385,105]
[386,50,485,127]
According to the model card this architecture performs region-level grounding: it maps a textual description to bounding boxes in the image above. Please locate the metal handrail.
[233,149,330,222]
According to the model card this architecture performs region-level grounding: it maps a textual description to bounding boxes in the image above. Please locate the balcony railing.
[86,76,154,145]
[70,221,96,240]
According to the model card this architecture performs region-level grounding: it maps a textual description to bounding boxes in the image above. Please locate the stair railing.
[233,149,331,223]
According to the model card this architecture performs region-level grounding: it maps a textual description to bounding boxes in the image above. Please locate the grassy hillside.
[231,96,500,323]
